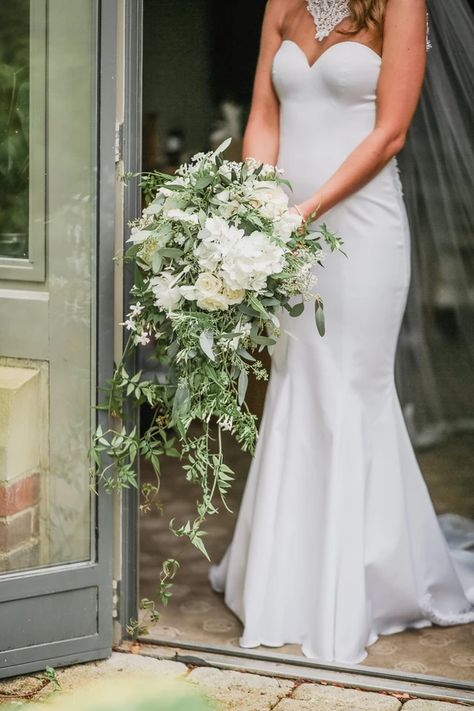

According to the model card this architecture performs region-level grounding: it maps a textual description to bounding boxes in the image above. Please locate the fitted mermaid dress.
[208,37,474,664]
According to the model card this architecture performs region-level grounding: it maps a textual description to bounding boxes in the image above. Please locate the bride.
[208,0,474,664]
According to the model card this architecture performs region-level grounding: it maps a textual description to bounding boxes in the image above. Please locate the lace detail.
[420,593,474,626]
[391,157,404,197]
[305,0,351,42]
[426,11,432,51]
[306,1,432,51]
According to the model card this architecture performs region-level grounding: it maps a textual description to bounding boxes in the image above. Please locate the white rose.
[180,272,242,311]
[247,181,289,220]
[222,286,245,305]
[149,272,182,311]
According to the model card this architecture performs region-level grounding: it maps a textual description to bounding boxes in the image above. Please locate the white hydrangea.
[274,211,303,243]
[149,272,182,312]
[195,216,244,268]
[220,231,285,292]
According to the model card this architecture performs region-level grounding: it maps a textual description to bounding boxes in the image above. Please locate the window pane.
[0,0,30,259]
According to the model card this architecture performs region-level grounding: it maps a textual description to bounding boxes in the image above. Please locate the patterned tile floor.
[139,428,474,683]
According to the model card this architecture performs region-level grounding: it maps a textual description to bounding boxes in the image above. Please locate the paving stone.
[186,666,294,710]
[404,701,469,710]
[290,682,402,710]
[54,652,188,689]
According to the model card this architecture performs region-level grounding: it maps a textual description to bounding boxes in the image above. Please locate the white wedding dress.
[208,31,474,664]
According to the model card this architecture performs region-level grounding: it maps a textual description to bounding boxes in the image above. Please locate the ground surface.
[139,431,474,681]
[0,652,472,710]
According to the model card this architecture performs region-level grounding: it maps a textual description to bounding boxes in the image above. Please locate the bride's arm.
[295,0,427,221]
[241,0,283,164]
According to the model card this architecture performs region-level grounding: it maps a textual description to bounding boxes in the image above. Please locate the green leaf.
[151,250,162,273]
[172,384,190,421]
[247,294,271,320]
[237,302,260,318]
[199,330,215,361]
[213,136,232,156]
[251,335,276,346]
[289,301,304,317]
[191,532,210,561]
[236,348,256,362]
[315,300,325,336]
[167,340,179,358]
[237,369,248,406]
[195,174,214,190]
[159,247,183,258]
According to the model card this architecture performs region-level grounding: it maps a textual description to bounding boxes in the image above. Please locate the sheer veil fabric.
[396,0,474,446]
[208,0,474,664]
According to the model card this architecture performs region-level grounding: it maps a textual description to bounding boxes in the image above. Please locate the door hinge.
[115,122,124,163]
[112,578,121,619]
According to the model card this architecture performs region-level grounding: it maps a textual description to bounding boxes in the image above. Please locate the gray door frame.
[117,0,143,636]
[0,0,117,678]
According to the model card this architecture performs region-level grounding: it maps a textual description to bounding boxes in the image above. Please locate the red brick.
[0,473,40,516]
[0,509,34,552]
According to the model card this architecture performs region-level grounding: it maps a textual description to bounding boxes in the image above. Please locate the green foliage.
[4,677,217,711]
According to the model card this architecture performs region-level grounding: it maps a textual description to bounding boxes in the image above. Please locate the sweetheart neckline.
[275,39,382,71]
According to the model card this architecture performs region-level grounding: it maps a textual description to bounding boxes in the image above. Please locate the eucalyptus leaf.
[151,250,162,273]
[159,247,183,258]
[195,174,214,190]
[236,348,256,362]
[237,369,248,406]
[289,301,304,317]
[252,335,276,346]
[315,301,325,336]
[213,136,232,156]
[199,330,215,361]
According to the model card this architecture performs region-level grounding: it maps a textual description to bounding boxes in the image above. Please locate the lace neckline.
[305,0,351,42]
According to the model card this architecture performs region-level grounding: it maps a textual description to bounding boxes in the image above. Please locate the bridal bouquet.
[91,137,343,631]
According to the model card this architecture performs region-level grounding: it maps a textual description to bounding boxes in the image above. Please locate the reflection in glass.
[0,0,97,574]
[0,0,30,259]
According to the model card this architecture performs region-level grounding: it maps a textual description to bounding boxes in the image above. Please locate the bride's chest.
[272,40,382,105]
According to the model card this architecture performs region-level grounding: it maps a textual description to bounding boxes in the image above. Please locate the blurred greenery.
[2,675,217,711]
[0,0,30,258]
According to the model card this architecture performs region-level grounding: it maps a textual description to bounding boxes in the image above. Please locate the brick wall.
[0,471,40,571]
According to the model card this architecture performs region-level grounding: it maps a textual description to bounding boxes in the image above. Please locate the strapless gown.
[208,39,474,664]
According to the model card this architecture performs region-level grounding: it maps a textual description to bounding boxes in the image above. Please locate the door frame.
[116,0,143,636]
[0,0,117,678]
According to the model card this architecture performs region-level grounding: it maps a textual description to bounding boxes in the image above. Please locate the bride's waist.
[276,152,403,205]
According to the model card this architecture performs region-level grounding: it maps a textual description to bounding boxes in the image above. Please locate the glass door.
[0,0,117,676]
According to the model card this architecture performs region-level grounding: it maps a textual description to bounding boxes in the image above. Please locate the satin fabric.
[208,40,474,664]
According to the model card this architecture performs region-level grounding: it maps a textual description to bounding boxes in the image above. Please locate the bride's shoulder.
[262,0,292,36]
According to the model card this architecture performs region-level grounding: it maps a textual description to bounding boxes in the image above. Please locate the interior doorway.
[137,0,474,690]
